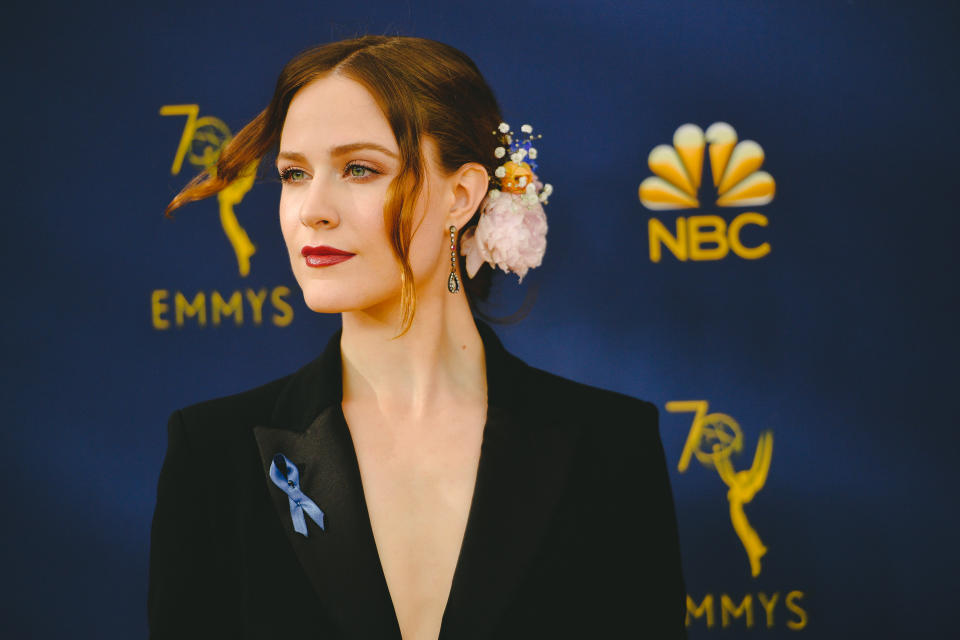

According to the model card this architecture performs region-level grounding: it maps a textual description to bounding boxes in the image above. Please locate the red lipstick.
[301,245,355,267]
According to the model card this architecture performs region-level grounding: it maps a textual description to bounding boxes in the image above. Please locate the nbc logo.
[639,123,775,262]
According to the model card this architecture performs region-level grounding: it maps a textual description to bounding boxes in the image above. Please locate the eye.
[344,163,381,181]
[278,167,307,184]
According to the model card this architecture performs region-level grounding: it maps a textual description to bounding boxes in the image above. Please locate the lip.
[301,245,356,268]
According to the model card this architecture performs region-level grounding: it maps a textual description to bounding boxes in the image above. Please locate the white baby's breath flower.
[518,176,528,187]
[488,188,501,200]
[520,124,532,133]
[494,166,506,178]
[528,148,538,159]
[525,182,537,195]
[498,122,510,133]
[494,146,505,158]
[515,148,527,160]
[510,152,521,163]
[542,183,553,196]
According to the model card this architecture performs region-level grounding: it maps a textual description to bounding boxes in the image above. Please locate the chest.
[342,404,486,640]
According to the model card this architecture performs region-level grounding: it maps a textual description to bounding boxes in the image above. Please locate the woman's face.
[276,73,453,318]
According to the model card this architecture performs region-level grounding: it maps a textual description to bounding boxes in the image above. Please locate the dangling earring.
[447,225,460,294]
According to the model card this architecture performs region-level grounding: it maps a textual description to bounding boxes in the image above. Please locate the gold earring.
[447,225,460,294]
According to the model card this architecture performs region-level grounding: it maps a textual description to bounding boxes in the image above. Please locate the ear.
[445,162,489,230]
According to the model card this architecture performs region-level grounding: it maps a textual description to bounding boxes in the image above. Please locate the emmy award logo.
[160,104,258,276]
[668,400,773,577]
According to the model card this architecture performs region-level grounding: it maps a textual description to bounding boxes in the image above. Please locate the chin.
[298,280,397,316]
[300,288,358,314]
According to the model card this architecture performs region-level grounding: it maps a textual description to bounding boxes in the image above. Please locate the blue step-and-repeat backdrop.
[3,1,957,637]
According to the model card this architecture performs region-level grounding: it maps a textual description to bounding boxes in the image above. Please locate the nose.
[297,179,340,229]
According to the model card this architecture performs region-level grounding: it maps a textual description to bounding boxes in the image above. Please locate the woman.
[148,35,686,640]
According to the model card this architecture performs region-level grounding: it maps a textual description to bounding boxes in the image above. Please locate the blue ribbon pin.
[269,453,325,536]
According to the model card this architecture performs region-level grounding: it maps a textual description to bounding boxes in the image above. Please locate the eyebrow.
[276,142,398,165]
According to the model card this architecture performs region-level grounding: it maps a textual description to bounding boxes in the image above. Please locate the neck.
[339,285,486,422]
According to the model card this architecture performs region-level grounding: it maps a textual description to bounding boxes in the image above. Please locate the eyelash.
[278,163,381,184]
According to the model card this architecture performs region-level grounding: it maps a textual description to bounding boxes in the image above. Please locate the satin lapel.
[253,405,402,639]
[438,326,581,639]
[251,328,400,639]
[438,403,579,638]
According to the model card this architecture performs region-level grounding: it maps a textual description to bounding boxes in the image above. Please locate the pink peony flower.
[460,190,548,283]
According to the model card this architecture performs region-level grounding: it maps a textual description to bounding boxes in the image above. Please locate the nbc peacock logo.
[639,123,775,263]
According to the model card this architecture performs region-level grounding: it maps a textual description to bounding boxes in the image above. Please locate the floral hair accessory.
[460,121,553,283]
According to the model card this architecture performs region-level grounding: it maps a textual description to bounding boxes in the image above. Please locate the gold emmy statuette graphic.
[160,104,257,276]
[668,400,773,577]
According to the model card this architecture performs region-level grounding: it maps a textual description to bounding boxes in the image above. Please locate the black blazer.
[148,320,686,639]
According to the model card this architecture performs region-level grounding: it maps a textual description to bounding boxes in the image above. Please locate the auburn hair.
[164,35,503,334]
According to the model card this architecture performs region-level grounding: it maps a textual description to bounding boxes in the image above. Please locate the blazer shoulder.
[523,363,659,429]
[170,372,293,448]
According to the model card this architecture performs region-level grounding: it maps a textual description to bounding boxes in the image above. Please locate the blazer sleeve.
[643,402,688,638]
[147,410,233,639]
[611,401,688,639]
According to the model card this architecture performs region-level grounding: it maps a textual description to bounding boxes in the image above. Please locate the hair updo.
[165,35,504,334]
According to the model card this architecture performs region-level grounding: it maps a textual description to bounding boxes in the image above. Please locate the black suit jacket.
[148,320,686,639]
